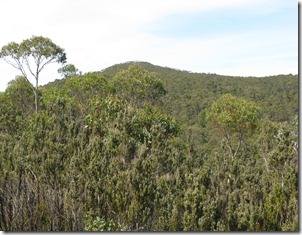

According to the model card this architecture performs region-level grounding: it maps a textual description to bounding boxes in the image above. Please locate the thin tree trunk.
[232,139,242,160]
[263,141,269,172]
[35,78,38,114]
[263,156,269,172]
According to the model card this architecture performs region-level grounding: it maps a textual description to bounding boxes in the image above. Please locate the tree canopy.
[112,64,166,105]
[206,93,260,159]
[58,64,81,78]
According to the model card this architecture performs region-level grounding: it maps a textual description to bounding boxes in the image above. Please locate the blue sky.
[147,5,295,39]
[0,0,298,91]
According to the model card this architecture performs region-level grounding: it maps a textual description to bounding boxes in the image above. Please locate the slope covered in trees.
[101,61,298,123]
[100,61,298,155]
[0,61,298,231]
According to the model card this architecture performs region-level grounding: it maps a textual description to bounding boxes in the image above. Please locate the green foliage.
[206,94,260,133]
[40,72,111,113]
[0,35,66,113]
[64,72,110,102]
[84,215,116,231]
[0,76,34,133]
[112,64,166,105]
[0,61,298,231]
[58,64,81,78]
[102,62,297,123]
[206,94,260,159]
[21,36,66,63]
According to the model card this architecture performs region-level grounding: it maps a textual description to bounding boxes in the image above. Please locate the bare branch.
[38,57,56,73]
[23,57,36,79]
[3,57,21,70]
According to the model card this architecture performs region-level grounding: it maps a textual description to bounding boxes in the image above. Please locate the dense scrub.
[0,63,298,231]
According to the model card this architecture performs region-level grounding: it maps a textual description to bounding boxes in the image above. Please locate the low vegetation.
[0,59,298,231]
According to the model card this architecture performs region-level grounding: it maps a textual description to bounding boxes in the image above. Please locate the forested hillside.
[100,61,298,154]
[0,61,298,231]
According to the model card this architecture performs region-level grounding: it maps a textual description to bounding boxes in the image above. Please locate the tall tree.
[0,36,66,113]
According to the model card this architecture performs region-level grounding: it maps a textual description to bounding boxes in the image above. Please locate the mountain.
[99,61,298,123]
[44,60,298,130]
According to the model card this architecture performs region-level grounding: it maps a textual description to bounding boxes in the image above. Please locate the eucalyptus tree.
[0,36,66,113]
[206,94,260,159]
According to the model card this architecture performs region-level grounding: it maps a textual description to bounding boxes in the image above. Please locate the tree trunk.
[263,156,269,172]
[35,78,38,114]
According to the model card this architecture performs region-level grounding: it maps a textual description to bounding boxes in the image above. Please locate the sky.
[0,0,298,91]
